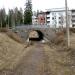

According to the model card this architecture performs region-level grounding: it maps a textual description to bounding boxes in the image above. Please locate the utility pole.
[65,0,70,47]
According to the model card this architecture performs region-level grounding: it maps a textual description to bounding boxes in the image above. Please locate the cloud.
[0,0,75,12]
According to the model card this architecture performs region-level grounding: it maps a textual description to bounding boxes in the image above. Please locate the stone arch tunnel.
[14,27,56,43]
[29,30,44,41]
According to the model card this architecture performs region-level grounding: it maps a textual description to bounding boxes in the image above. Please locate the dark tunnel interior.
[29,30,44,41]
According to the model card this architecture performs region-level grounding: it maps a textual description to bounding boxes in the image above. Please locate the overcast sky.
[0,0,75,12]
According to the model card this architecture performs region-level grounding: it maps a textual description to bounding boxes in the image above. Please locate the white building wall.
[50,13,53,27]
[46,8,72,28]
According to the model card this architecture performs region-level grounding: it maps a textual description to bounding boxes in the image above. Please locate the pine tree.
[24,0,32,25]
[17,8,23,25]
[14,7,18,25]
[0,8,6,28]
[13,7,23,25]
[8,9,15,28]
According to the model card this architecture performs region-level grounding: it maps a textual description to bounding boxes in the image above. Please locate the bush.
[0,28,8,32]
[56,31,64,36]
[0,28,24,43]
[6,31,24,44]
[52,31,65,45]
[55,35,64,45]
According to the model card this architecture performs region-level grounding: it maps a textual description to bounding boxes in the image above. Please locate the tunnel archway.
[29,30,44,41]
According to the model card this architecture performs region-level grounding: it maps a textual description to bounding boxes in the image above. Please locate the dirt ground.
[0,32,75,75]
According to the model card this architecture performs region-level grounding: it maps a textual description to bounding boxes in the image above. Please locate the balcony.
[47,21,50,23]
[72,18,75,20]
[72,22,75,24]
[46,19,50,21]
[46,17,50,19]
[46,15,50,17]
[72,13,75,16]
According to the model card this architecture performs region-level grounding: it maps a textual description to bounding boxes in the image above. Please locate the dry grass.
[6,31,24,44]
[0,28,9,32]
[70,32,75,48]
[44,44,75,75]
[0,33,31,70]
[0,28,24,44]
[55,35,64,45]
[43,32,75,75]
[50,31,65,45]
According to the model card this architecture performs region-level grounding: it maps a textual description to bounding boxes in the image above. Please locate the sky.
[0,0,75,13]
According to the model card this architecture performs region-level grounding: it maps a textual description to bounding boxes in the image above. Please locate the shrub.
[6,31,24,44]
[54,31,65,45]
[0,28,8,32]
[55,35,64,45]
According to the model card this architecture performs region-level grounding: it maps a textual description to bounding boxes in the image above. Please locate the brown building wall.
[37,13,46,25]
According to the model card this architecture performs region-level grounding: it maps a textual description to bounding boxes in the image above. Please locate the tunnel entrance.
[29,30,44,41]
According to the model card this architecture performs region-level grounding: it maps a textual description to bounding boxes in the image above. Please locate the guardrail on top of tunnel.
[15,25,50,30]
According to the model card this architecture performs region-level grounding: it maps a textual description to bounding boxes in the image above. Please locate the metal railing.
[15,25,50,29]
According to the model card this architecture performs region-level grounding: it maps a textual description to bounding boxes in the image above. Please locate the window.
[72,10,75,13]
[72,16,75,18]
[54,17,56,19]
[46,17,50,19]
[52,12,54,15]
[52,17,54,20]
[72,24,75,27]
[59,21,61,24]
[72,20,75,22]
[41,18,43,20]
[47,21,50,23]
[46,11,50,14]
[59,17,61,19]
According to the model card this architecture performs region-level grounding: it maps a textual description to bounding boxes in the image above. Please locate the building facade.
[37,12,46,25]
[32,8,75,28]
[32,11,46,25]
[46,8,72,28]
[71,10,75,27]
[32,11,38,25]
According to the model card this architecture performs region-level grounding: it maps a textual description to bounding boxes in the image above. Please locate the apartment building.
[32,11,38,25]
[32,11,46,25]
[71,10,75,27]
[46,8,72,28]
[32,8,75,28]
[32,16,38,25]
[37,12,46,25]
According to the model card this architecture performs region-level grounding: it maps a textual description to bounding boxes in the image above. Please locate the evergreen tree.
[17,8,23,25]
[0,8,6,28]
[19,8,23,24]
[6,15,9,28]
[8,9,15,28]
[14,7,18,25]
[14,7,23,25]
[24,0,32,25]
